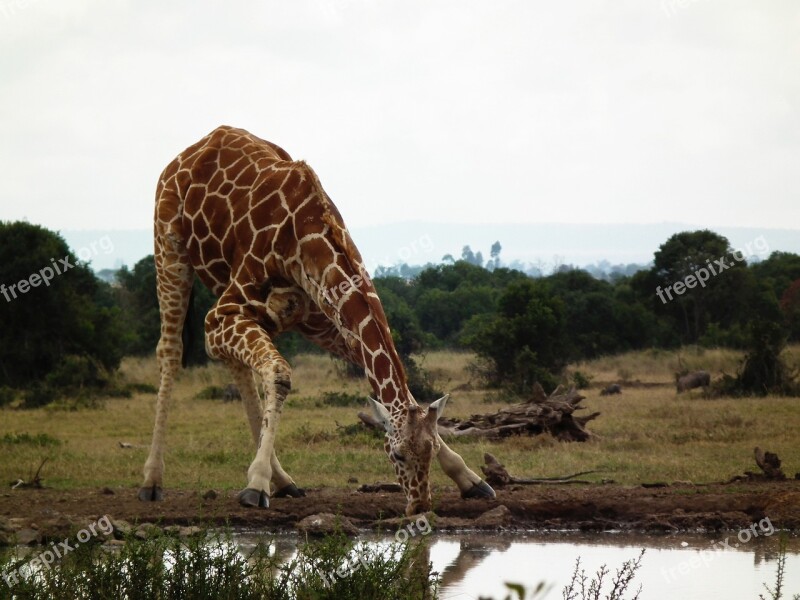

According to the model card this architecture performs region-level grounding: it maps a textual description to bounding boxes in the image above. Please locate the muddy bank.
[1,481,799,545]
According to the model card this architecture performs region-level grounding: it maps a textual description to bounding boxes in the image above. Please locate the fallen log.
[438,383,599,441]
[357,384,599,442]
[728,447,788,482]
[481,453,600,487]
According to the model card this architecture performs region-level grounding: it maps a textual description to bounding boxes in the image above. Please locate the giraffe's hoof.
[461,480,496,500]
[273,483,306,498]
[238,488,270,508]
[137,485,163,502]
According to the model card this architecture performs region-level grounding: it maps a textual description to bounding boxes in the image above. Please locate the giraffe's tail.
[181,284,196,368]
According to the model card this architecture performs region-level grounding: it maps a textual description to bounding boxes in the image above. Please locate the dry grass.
[572,344,800,385]
[1,348,799,494]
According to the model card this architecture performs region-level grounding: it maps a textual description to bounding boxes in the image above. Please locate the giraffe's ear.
[369,398,393,434]
[425,394,449,425]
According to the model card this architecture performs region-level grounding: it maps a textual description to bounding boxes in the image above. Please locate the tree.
[0,222,128,391]
[750,251,800,298]
[460,245,484,267]
[545,269,661,358]
[115,255,216,366]
[464,279,567,393]
[488,241,502,270]
[649,230,753,343]
[780,278,800,341]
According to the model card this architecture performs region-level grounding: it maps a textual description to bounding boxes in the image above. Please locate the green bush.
[464,279,567,395]
[320,391,364,407]
[0,529,436,600]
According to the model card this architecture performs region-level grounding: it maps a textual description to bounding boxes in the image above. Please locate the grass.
[1,349,800,493]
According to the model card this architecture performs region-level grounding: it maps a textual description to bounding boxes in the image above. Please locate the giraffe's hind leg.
[139,230,194,501]
[226,361,305,498]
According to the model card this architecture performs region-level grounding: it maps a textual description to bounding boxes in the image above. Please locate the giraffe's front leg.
[436,437,496,499]
[226,361,304,498]
[237,358,290,508]
[205,292,293,509]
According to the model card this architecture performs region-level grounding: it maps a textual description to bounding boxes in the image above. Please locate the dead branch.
[10,458,48,490]
[481,453,601,488]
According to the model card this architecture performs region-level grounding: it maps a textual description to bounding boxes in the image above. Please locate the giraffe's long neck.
[285,166,410,411]
[309,257,410,409]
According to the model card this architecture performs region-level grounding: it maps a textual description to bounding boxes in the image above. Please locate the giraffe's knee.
[272,359,292,399]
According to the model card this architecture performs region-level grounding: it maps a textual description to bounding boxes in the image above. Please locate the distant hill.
[60,222,800,275]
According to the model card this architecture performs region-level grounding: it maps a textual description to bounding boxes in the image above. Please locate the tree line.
[2,221,799,405]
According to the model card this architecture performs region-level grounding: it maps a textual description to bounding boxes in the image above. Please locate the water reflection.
[234,530,800,599]
[428,532,800,600]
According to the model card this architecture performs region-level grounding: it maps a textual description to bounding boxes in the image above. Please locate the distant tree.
[416,285,497,343]
[488,241,502,270]
[544,269,660,359]
[750,251,800,300]
[115,255,216,366]
[460,245,479,266]
[0,222,128,393]
[780,278,800,341]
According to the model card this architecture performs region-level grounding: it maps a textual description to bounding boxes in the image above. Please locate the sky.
[1,0,798,236]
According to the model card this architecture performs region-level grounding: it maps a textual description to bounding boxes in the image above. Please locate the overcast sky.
[1,1,798,234]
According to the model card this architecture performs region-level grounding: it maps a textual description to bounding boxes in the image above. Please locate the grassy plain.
[1,347,799,493]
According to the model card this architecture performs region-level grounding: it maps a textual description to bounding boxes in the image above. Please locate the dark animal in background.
[676,371,711,393]
[222,383,242,402]
[600,384,622,396]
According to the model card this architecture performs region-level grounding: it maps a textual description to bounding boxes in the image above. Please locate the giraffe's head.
[369,395,448,516]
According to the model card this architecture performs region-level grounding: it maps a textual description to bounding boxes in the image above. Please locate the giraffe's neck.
[271,161,412,412]
[316,260,411,410]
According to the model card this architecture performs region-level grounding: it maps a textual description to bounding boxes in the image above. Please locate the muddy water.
[235,530,800,599]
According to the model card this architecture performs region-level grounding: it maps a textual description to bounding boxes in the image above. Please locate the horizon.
[52,220,800,275]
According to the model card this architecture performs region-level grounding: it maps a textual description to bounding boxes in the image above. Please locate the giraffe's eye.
[391,450,406,462]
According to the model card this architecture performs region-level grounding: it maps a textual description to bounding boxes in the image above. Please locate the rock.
[163,525,203,538]
[474,505,513,529]
[38,516,73,543]
[0,519,14,547]
[179,526,203,538]
[111,518,133,539]
[296,513,358,537]
[135,523,161,539]
[15,528,42,545]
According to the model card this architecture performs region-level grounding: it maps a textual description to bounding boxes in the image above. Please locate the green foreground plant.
[0,530,436,600]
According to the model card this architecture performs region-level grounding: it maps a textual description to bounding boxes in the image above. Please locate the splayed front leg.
[436,438,496,500]
[227,361,304,500]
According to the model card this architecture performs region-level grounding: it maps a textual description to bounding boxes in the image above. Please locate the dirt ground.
[2,480,799,543]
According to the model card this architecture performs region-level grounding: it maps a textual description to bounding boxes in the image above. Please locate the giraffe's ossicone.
[139,126,495,516]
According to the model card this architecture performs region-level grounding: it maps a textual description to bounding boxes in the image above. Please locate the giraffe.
[138,126,496,516]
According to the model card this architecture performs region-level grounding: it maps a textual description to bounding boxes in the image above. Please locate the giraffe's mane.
[297,161,410,403]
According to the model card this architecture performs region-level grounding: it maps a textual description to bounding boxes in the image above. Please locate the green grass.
[1,349,799,492]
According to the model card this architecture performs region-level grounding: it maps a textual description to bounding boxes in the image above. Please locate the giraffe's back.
[155,126,349,298]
